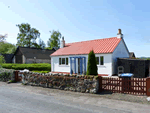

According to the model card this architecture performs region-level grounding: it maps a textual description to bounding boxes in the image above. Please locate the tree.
[38,39,46,49]
[16,23,40,47]
[0,55,5,63]
[0,34,7,42]
[47,30,63,49]
[86,50,98,75]
[32,38,46,49]
[0,42,17,54]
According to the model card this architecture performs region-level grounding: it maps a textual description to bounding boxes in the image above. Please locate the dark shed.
[117,58,150,78]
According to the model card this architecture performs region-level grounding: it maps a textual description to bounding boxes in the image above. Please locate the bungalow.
[50,29,130,76]
[12,46,56,64]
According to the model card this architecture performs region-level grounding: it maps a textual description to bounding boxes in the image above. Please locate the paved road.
[0,82,149,113]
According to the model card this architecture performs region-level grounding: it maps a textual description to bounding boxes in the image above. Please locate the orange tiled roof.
[51,37,121,56]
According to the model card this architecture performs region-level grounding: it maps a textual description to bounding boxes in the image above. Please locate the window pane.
[62,58,65,64]
[96,57,99,65]
[59,58,61,65]
[100,56,104,65]
[66,58,68,65]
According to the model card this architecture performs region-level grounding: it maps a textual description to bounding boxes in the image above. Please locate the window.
[59,58,61,65]
[66,58,68,65]
[62,58,65,64]
[59,57,68,65]
[96,57,99,65]
[96,56,104,65]
[100,56,104,65]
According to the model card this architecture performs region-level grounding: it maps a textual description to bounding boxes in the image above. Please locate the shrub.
[0,68,14,82]
[0,55,5,64]
[0,63,51,71]
[86,50,98,76]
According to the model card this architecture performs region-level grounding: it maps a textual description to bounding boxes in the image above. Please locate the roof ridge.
[19,46,54,51]
[65,37,117,45]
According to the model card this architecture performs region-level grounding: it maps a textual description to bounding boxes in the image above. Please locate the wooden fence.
[99,77,149,96]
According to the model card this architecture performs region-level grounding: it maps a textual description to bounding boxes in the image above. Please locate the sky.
[0,0,150,57]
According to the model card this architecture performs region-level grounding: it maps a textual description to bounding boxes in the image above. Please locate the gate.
[99,77,147,95]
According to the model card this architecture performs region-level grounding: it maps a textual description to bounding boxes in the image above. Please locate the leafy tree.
[38,39,46,49]
[32,39,46,49]
[0,42,17,54]
[0,34,7,42]
[86,50,98,75]
[6,45,17,54]
[16,23,40,47]
[0,55,5,63]
[47,30,63,49]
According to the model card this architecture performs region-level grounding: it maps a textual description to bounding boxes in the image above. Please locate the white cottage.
[50,29,130,76]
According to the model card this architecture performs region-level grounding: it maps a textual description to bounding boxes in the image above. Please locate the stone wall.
[21,72,99,94]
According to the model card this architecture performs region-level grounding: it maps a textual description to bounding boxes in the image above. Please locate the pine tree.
[86,50,98,75]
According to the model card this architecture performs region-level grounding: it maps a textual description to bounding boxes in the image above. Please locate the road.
[0,82,149,113]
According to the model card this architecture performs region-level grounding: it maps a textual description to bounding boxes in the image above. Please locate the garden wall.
[20,72,99,94]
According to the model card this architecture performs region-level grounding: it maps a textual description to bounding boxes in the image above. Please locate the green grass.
[32,70,49,73]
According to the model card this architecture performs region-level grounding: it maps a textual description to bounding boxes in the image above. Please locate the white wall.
[95,53,112,76]
[51,53,112,76]
[51,55,88,73]
[112,39,130,74]
[22,55,26,64]
[12,56,15,63]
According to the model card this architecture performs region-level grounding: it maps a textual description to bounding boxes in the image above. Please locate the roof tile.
[51,37,121,56]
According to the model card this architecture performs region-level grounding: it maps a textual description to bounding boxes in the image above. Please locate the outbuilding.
[12,46,56,64]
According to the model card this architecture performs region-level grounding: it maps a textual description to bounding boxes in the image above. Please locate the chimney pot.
[118,29,121,34]
[117,29,123,38]
[60,37,65,48]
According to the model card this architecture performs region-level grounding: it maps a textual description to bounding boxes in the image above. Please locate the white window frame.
[59,57,69,65]
[96,56,100,65]
[96,56,104,66]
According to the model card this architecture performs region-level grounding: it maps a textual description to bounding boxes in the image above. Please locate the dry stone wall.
[21,72,99,94]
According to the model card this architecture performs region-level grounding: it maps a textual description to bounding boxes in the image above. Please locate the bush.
[0,63,51,71]
[86,50,98,76]
[0,55,5,64]
[0,68,14,82]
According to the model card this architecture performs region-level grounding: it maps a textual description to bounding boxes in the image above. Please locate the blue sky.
[0,0,150,57]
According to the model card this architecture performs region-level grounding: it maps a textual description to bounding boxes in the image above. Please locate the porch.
[70,56,86,75]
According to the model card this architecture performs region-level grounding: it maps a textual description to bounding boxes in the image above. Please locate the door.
[15,55,22,64]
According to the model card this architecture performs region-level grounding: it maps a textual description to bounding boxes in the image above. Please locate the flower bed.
[21,72,99,94]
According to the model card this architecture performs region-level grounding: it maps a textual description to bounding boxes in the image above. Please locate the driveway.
[0,82,149,113]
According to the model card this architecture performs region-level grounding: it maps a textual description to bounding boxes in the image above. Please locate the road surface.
[0,82,149,113]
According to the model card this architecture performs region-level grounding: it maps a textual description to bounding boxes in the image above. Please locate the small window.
[96,57,99,65]
[59,58,61,65]
[66,58,68,65]
[62,58,65,64]
[100,56,104,65]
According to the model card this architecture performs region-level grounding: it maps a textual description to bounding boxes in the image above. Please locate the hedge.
[0,63,51,72]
